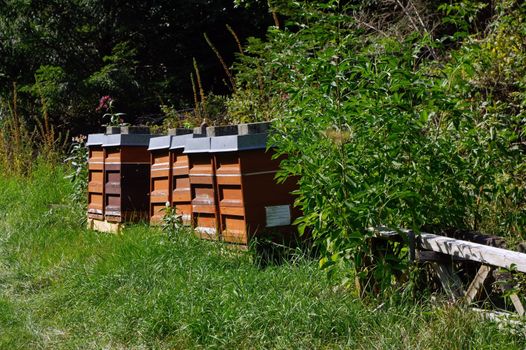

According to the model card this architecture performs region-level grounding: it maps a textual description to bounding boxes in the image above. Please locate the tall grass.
[0,84,63,177]
[0,164,524,349]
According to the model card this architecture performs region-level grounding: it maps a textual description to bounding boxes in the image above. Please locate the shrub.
[227,1,526,293]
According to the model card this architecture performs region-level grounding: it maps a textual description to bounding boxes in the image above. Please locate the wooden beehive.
[102,133,152,223]
[148,135,172,224]
[211,124,299,245]
[185,136,218,239]
[87,134,106,221]
[148,132,194,225]
[169,133,195,225]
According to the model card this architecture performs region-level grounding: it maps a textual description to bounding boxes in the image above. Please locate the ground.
[0,164,523,349]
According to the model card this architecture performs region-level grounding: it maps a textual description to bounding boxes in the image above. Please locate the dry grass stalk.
[272,11,280,28]
[192,58,206,105]
[190,72,201,120]
[0,82,63,176]
[204,33,236,92]
[226,24,244,55]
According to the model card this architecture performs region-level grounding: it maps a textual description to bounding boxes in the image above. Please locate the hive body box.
[185,137,219,239]
[103,133,152,223]
[87,122,298,242]
[149,135,172,223]
[148,133,194,224]
[212,133,299,245]
[87,134,106,220]
[170,134,194,225]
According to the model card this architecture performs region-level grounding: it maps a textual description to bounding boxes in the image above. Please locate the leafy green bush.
[228,1,526,293]
[64,135,88,208]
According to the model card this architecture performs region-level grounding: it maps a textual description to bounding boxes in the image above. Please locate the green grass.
[0,164,524,349]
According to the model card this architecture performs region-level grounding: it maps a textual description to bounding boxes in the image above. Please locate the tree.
[0,0,272,134]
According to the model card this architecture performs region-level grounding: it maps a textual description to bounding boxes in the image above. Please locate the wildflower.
[96,95,112,111]
[71,135,87,143]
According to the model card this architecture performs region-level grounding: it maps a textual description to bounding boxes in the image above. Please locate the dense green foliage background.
[0,0,271,134]
[227,0,526,289]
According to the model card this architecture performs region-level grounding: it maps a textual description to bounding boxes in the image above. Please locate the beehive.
[169,133,195,225]
[102,133,152,223]
[211,124,298,245]
[185,136,218,239]
[148,135,172,224]
[148,132,194,225]
[87,134,106,221]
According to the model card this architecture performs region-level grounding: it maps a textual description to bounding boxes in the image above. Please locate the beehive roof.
[209,133,268,152]
[148,135,172,151]
[86,133,105,146]
[169,133,195,150]
[183,136,211,154]
[103,134,153,147]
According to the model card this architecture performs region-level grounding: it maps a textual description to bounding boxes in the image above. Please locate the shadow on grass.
[248,233,318,269]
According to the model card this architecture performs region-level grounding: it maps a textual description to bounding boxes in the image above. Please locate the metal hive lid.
[169,133,195,150]
[183,136,211,154]
[103,133,153,147]
[210,133,268,153]
[86,133,106,146]
[148,135,172,151]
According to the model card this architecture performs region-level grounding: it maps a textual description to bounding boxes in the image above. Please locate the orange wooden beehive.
[102,133,152,224]
[185,136,218,239]
[148,135,172,224]
[148,131,193,225]
[211,124,299,245]
[169,133,195,225]
[87,134,106,220]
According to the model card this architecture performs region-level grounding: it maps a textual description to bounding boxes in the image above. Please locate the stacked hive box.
[87,134,106,221]
[212,123,298,245]
[170,133,195,225]
[102,132,152,225]
[185,136,218,239]
[184,126,239,239]
[148,135,172,224]
[87,123,299,242]
[148,131,194,225]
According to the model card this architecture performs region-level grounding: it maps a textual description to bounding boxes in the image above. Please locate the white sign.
[265,205,291,227]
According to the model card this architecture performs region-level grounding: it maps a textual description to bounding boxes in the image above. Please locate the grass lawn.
[0,164,524,349]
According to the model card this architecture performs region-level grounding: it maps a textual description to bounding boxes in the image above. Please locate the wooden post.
[464,264,492,305]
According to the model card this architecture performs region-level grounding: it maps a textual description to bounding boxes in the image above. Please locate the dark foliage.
[0,0,271,135]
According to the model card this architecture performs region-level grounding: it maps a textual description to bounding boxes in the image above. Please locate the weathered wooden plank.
[417,250,448,262]
[509,294,525,316]
[419,232,526,273]
[371,227,526,273]
[87,218,123,234]
[464,265,492,304]
[471,308,522,326]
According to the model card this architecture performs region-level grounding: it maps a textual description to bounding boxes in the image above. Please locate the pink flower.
[96,95,113,111]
